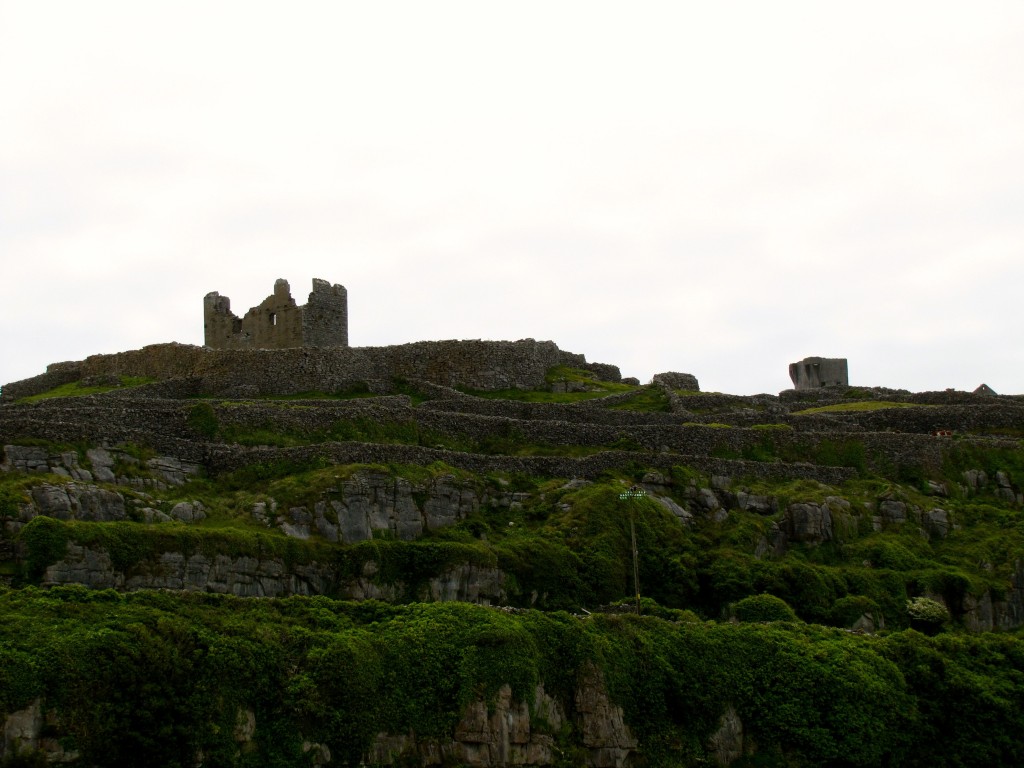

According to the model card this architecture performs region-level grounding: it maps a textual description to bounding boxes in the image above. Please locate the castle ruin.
[204,278,347,350]
[789,356,848,389]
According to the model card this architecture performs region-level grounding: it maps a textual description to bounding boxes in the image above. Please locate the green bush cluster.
[734,593,799,622]
[1,591,1023,767]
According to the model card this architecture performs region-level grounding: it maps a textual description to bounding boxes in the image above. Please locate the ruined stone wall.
[0,339,611,402]
[0,360,83,402]
[302,279,349,347]
[789,357,849,389]
[203,278,347,350]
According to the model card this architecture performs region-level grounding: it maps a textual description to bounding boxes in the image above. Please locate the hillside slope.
[2,359,1023,766]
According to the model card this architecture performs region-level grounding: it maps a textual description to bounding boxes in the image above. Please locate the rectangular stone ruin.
[789,357,848,389]
[203,278,347,350]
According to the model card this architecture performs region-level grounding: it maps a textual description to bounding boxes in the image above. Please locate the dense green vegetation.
[6,449,1024,633]
[1,589,1023,767]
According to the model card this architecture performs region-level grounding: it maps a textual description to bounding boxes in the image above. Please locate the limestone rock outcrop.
[369,667,636,768]
[1,699,78,765]
[707,706,744,766]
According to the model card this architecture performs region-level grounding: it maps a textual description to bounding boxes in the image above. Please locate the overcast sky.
[2,2,1022,395]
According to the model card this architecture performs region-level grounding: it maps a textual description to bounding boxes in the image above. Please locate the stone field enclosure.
[2,340,1024,767]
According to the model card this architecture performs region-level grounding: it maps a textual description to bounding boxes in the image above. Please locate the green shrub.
[734,593,799,623]
[829,595,881,627]
[0,486,27,519]
[907,596,950,626]
[18,516,71,581]
[186,402,219,439]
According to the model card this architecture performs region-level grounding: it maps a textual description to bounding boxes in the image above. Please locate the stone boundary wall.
[0,393,985,463]
[906,391,1010,406]
[778,387,1021,407]
[5,394,1012,480]
[197,442,861,486]
[0,361,83,402]
[779,387,910,404]
[675,393,782,412]
[3,427,860,486]
[0,340,621,402]
[787,404,1024,435]
[419,397,683,426]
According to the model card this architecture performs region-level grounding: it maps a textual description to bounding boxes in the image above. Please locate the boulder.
[784,502,833,544]
[878,500,908,526]
[28,483,126,522]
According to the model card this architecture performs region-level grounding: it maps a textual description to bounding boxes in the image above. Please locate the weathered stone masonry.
[789,356,848,389]
[204,277,348,350]
[1,339,619,402]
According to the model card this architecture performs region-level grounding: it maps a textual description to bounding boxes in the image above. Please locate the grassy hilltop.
[1,364,1024,767]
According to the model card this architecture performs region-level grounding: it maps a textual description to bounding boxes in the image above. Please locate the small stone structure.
[204,278,347,350]
[789,357,848,390]
[652,372,700,392]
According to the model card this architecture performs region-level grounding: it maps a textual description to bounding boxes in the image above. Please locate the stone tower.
[203,278,348,349]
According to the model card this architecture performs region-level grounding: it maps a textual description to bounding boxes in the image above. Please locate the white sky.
[2,1,1022,395]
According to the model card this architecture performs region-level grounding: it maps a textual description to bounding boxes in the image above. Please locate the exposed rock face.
[735,491,776,515]
[922,508,950,539]
[428,566,507,604]
[650,494,694,527]
[878,500,907,526]
[961,468,1022,505]
[574,663,638,768]
[1,444,200,490]
[1,700,41,762]
[42,545,328,597]
[452,685,557,766]
[962,560,1024,632]
[1,699,78,764]
[370,668,636,768]
[784,502,833,544]
[40,544,509,604]
[29,483,126,522]
[275,472,481,544]
[707,705,744,766]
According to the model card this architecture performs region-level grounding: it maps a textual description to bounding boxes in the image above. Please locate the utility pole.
[618,485,646,615]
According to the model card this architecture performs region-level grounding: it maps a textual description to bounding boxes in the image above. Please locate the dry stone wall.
[1,339,616,401]
[787,403,1024,435]
[2,390,997,484]
[420,398,683,426]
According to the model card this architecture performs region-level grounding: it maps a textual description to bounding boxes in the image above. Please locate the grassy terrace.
[16,376,156,403]
[791,401,926,415]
